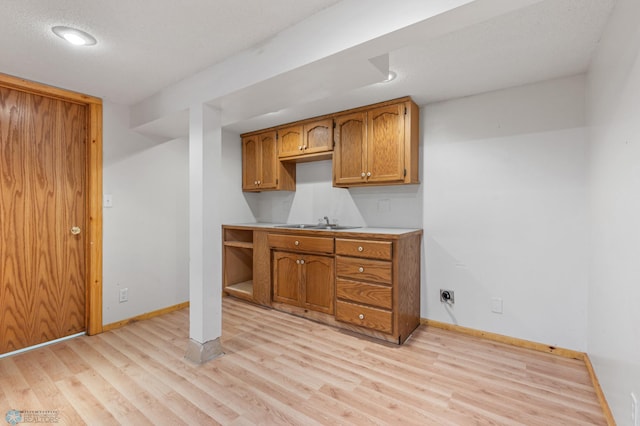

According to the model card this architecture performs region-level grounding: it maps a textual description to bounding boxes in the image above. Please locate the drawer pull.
[358,246,364,252]
[358,267,364,273]
[294,240,300,246]
[358,313,365,320]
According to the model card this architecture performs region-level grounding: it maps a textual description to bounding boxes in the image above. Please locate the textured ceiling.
[1,0,616,136]
[0,0,340,104]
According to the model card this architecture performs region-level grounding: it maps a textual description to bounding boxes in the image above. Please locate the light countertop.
[224,222,422,236]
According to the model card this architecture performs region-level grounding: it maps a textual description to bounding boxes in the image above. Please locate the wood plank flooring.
[0,297,607,425]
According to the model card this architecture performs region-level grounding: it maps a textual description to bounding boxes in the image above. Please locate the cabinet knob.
[257,180,261,185]
[358,267,364,273]
[294,240,300,246]
[254,180,258,185]
[366,172,372,177]
[361,172,366,178]
[70,226,81,235]
[358,313,365,320]
[299,145,303,150]
[300,259,305,265]
[296,259,301,264]
[358,246,363,252]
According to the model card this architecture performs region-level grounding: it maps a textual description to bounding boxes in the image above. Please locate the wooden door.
[272,251,301,306]
[242,135,260,190]
[0,87,87,354]
[303,119,333,155]
[277,125,303,158]
[302,254,334,314]
[258,131,278,189]
[366,104,405,183]
[333,112,367,186]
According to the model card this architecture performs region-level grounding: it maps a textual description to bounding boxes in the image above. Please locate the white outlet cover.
[491,297,503,314]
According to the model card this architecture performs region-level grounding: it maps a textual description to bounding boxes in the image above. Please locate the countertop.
[223,222,422,236]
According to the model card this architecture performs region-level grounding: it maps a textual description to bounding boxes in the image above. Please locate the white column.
[185,103,224,363]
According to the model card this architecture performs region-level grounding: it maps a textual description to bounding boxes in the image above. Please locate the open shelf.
[224,241,253,249]
[226,280,253,296]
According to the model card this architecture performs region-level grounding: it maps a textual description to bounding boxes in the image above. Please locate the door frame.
[0,73,103,335]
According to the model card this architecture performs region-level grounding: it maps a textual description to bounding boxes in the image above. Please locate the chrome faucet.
[323,216,331,225]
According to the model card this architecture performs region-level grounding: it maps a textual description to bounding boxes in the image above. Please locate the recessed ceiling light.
[52,26,97,46]
[382,71,397,83]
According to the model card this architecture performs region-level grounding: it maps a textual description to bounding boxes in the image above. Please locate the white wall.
[249,160,423,228]
[422,75,589,351]
[587,0,640,423]
[103,101,190,324]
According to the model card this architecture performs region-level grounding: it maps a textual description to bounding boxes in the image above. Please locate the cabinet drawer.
[336,256,392,284]
[336,279,392,310]
[336,301,392,334]
[268,234,334,254]
[335,239,392,260]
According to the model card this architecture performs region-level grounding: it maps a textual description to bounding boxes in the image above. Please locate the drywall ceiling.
[1,0,615,137]
[0,0,340,104]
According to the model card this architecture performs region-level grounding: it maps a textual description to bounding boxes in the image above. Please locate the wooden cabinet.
[222,227,271,306]
[223,225,422,344]
[333,99,419,187]
[278,119,334,162]
[242,131,295,192]
[335,234,421,344]
[273,251,335,314]
[270,233,335,315]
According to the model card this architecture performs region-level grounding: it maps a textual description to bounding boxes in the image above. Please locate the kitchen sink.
[274,224,360,230]
[274,224,319,229]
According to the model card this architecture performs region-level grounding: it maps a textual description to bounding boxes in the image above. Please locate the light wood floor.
[0,297,606,425]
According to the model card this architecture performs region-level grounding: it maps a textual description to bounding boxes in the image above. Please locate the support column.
[185,103,224,364]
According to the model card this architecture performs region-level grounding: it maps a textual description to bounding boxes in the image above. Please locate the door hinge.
[276,179,279,185]
[333,121,336,129]
[404,106,407,115]
[404,168,407,177]
[276,132,279,140]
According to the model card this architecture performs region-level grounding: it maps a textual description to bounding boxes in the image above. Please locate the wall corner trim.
[103,301,190,332]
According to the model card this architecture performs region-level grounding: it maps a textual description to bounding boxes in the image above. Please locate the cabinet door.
[278,125,303,158]
[301,254,335,314]
[272,251,301,306]
[366,104,405,183]
[242,135,260,190]
[303,119,333,155]
[333,112,367,186]
[259,131,278,189]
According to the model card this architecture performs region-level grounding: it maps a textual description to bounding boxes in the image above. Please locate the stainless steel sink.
[274,224,321,229]
[311,225,361,230]
[274,224,360,230]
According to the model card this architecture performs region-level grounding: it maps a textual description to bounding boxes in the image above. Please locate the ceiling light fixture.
[52,26,97,46]
[382,71,397,83]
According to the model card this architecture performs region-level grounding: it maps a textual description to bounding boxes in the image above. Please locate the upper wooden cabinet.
[334,99,419,187]
[278,119,334,161]
[241,97,419,191]
[242,131,295,192]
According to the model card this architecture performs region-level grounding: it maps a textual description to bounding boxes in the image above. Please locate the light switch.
[104,194,113,208]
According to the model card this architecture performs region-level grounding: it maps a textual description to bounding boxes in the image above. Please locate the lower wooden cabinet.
[272,251,335,315]
[223,225,422,344]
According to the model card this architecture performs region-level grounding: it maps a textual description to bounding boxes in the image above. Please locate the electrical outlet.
[491,297,503,314]
[632,392,639,426]
[119,288,128,303]
[440,289,454,304]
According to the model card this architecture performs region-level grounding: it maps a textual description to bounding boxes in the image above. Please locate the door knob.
[71,226,81,235]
